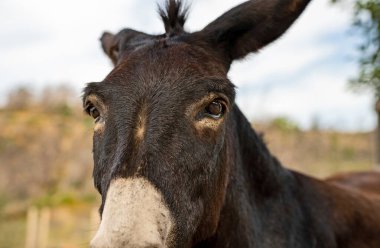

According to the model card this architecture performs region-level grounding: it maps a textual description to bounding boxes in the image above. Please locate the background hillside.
[0,86,374,247]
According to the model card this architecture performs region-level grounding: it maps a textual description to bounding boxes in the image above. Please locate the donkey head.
[85,0,310,247]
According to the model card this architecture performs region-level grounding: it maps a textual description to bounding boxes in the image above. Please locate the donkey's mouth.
[90,178,174,248]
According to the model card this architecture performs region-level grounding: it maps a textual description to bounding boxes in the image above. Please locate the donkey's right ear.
[195,0,311,69]
[100,29,152,66]
[100,32,118,65]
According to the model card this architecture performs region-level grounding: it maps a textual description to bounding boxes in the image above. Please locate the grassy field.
[0,204,99,248]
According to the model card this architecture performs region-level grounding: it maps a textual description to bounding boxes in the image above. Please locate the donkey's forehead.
[105,41,227,83]
[83,41,235,106]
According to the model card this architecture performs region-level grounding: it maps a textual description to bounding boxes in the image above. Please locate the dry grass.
[254,121,374,177]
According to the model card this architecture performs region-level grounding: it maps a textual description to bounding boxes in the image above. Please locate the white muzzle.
[90,178,174,248]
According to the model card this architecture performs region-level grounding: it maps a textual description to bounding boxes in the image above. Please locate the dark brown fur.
[326,171,380,196]
[84,0,380,247]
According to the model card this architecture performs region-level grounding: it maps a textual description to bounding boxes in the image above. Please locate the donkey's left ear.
[196,0,311,67]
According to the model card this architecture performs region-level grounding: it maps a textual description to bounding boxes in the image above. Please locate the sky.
[0,0,375,131]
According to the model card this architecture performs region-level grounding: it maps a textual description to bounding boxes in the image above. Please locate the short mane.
[158,0,189,36]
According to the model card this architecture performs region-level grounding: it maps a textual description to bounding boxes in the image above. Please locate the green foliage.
[342,147,355,159]
[81,193,98,203]
[270,117,299,132]
[333,0,380,96]
[33,191,97,208]
[56,103,74,117]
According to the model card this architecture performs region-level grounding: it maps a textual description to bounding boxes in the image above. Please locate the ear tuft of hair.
[158,0,189,36]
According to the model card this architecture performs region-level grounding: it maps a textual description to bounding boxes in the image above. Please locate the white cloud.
[236,67,375,131]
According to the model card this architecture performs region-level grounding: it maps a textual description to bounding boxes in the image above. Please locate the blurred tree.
[40,84,75,107]
[6,86,33,110]
[40,84,76,116]
[332,0,380,166]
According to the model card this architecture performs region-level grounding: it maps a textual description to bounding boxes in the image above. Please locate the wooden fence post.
[37,207,50,248]
[25,207,38,248]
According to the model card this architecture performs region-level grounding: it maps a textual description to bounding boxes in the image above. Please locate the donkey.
[84,0,380,247]
[326,171,380,196]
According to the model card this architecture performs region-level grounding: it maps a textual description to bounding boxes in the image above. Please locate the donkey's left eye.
[88,106,100,121]
[205,100,225,119]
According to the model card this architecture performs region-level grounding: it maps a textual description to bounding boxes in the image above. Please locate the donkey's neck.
[232,106,291,197]
[200,106,380,248]
[199,106,317,247]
